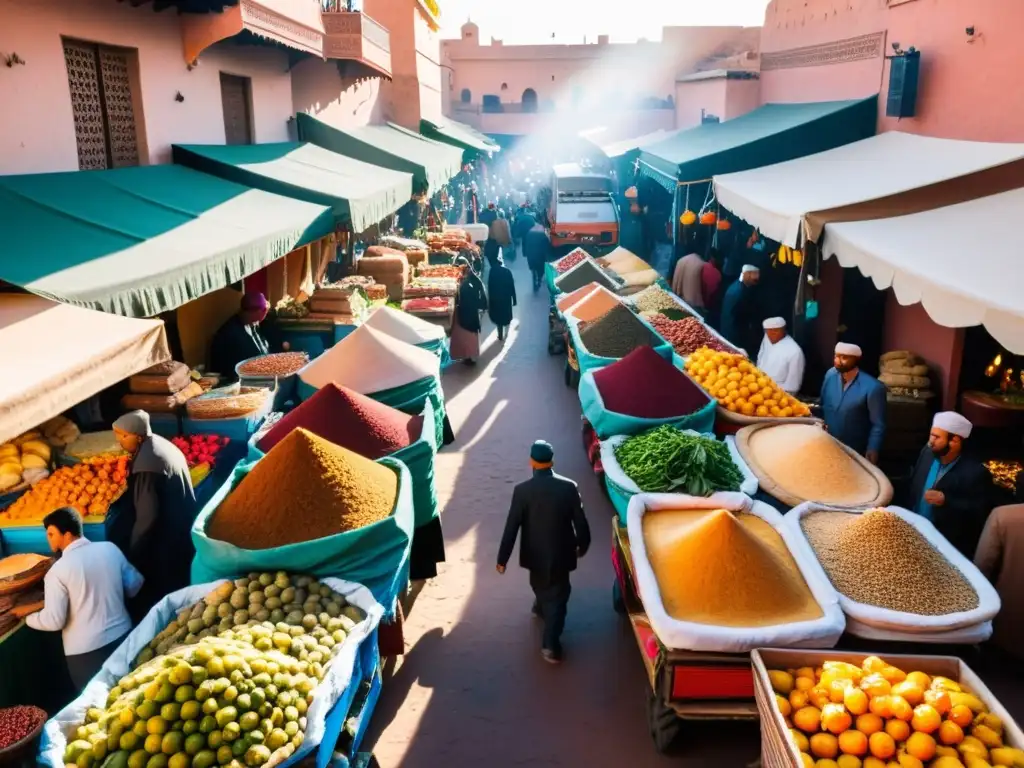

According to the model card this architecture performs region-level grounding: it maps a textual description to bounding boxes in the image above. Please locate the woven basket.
[734,423,894,509]
[0,706,47,763]
[0,555,52,596]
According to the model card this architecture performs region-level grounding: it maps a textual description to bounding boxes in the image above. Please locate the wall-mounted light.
[4,53,26,67]
[966,26,983,44]
[175,91,185,103]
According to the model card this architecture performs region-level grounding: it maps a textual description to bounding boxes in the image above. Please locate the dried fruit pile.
[553,249,588,274]
[237,353,309,378]
[169,435,230,469]
[0,705,45,750]
[766,654,1023,767]
[2,455,128,521]
[415,265,463,279]
[648,315,730,356]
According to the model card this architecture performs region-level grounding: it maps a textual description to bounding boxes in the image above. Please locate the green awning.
[296,113,462,192]
[420,117,499,154]
[172,142,413,233]
[0,165,333,318]
[637,98,878,192]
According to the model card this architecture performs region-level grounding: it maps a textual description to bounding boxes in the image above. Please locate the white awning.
[0,293,170,443]
[821,187,1024,353]
[714,132,1024,246]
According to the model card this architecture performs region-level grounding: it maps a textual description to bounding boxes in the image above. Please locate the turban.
[835,342,863,357]
[933,411,973,439]
[113,410,152,438]
[741,264,760,275]
[763,317,786,330]
[242,291,269,312]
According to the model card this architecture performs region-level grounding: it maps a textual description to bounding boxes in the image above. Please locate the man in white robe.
[756,317,805,394]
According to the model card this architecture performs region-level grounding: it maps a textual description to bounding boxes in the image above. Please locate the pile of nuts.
[0,705,46,750]
[648,315,730,356]
[630,285,683,313]
[237,353,309,378]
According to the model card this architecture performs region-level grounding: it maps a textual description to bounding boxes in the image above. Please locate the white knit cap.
[741,264,760,274]
[763,317,786,330]
[835,342,863,357]
[933,411,973,439]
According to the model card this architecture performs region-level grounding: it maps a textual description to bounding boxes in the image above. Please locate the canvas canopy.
[0,293,170,444]
[601,129,670,160]
[297,113,462,192]
[172,142,414,233]
[637,98,877,192]
[420,118,499,154]
[0,165,333,317]
[821,187,1024,354]
[714,132,1024,247]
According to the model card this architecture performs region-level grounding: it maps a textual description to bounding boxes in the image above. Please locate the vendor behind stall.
[113,411,195,608]
[13,507,143,690]
[819,342,887,464]
[756,317,805,395]
[209,291,271,381]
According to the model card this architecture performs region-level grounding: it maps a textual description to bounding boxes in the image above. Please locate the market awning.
[420,117,499,154]
[0,165,334,317]
[172,142,414,233]
[714,132,1024,247]
[0,292,170,444]
[601,129,671,160]
[296,113,463,192]
[821,187,1024,354]
[637,98,878,192]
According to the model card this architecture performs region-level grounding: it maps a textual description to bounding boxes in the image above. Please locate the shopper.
[975,504,1024,661]
[512,205,536,259]
[450,263,487,364]
[497,441,590,664]
[905,411,991,558]
[486,209,512,271]
[719,264,761,355]
[671,251,706,311]
[524,222,552,293]
[818,342,887,464]
[487,254,517,342]
[756,317,805,395]
[13,507,143,690]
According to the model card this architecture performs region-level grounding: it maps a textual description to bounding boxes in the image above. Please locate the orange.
[794,706,823,733]
[830,680,851,703]
[795,667,816,681]
[861,675,891,698]
[911,704,941,734]
[888,695,913,722]
[809,689,832,710]
[796,677,817,692]
[855,713,883,736]
[869,696,893,719]
[777,695,793,718]
[838,730,868,756]
[810,733,839,759]
[948,704,973,728]
[880,666,906,684]
[791,690,811,710]
[862,656,887,674]
[923,689,951,715]
[895,755,924,768]
[862,759,886,768]
[884,719,910,742]
[868,732,895,760]
[904,731,936,761]
[937,720,964,746]
[791,729,810,753]
[799,754,814,768]
[844,688,869,716]
[905,672,931,690]
[890,682,924,707]
[822,703,852,735]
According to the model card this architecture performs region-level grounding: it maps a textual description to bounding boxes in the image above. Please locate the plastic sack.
[566,315,674,377]
[190,457,415,613]
[578,368,716,440]
[417,337,452,370]
[844,617,993,645]
[785,503,1001,633]
[387,400,439,529]
[39,577,383,768]
[625,492,845,652]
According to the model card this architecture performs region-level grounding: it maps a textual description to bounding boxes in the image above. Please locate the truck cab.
[548,162,619,252]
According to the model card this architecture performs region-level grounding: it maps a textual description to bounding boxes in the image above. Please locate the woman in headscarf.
[450,257,487,364]
[209,291,272,380]
[487,254,517,342]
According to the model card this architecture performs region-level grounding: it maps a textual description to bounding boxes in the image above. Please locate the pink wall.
[413,10,443,123]
[883,296,964,410]
[449,105,675,138]
[290,59,384,128]
[0,0,294,174]
[674,76,761,129]
[726,78,763,120]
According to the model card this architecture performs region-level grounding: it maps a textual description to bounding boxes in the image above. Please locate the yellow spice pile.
[642,508,823,627]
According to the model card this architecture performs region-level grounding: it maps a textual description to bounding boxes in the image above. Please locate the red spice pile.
[554,249,588,274]
[257,383,423,458]
[592,346,710,418]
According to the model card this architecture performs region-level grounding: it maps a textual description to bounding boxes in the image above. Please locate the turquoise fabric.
[0,165,333,317]
[566,316,674,376]
[417,336,453,369]
[190,457,415,611]
[545,263,559,296]
[603,474,634,523]
[638,98,878,191]
[172,143,413,233]
[578,369,717,440]
[420,118,500,155]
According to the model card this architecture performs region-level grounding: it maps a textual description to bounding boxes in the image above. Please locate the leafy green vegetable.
[613,425,743,495]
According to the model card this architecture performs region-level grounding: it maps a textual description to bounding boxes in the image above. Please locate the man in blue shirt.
[905,411,992,557]
[819,342,887,464]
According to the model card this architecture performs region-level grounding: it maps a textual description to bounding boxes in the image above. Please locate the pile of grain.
[362,306,446,345]
[556,282,601,313]
[747,424,878,505]
[630,285,682,314]
[642,508,823,627]
[555,260,618,294]
[207,428,399,549]
[578,304,659,359]
[565,287,621,322]
[800,509,979,615]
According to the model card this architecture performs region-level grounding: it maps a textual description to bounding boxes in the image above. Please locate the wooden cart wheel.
[612,578,626,615]
[646,688,682,754]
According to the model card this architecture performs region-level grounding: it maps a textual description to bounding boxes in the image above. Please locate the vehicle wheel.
[647,689,682,754]
[612,578,626,615]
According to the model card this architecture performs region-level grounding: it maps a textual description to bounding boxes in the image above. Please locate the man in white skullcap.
[819,341,887,463]
[756,317,805,395]
[719,264,761,355]
[904,411,991,557]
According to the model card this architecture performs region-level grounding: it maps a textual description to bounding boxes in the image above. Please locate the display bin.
[751,647,1024,768]
[329,632,383,766]
[183,394,273,442]
[566,315,674,377]
[0,500,127,555]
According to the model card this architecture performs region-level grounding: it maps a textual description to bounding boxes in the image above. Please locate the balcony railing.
[321,6,391,77]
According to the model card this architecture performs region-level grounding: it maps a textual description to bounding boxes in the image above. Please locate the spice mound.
[363,305,445,344]
[207,428,399,549]
[237,352,309,377]
[747,424,879,505]
[564,287,620,322]
[257,384,422,459]
[555,260,618,293]
[578,304,660,359]
[629,285,684,314]
[556,282,601,313]
[616,426,742,495]
[642,508,823,627]
[593,347,709,418]
[801,509,979,615]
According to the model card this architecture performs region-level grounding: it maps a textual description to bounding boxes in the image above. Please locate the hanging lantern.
[629,201,642,215]
[680,210,697,226]
[716,219,732,231]
[624,186,639,200]
[699,211,717,226]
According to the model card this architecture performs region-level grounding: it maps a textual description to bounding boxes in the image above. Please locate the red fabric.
[244,268,269,299]
[701,261,722,308]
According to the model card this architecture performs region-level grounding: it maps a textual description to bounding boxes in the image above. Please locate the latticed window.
[63,39,140,170]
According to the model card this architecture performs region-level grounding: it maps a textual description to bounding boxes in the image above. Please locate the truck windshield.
[557,177,612,196]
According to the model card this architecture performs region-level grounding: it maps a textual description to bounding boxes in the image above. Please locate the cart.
[611,519,758,753]
[547,307,566,355]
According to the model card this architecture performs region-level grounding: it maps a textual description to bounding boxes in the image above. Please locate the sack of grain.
[129,361,190,394]
[879,372,932,389]
[121,381,204,413]
[365,245,405,258]
[886,386,936,400]
[842,615,993,644]
[880,360,930,377]
[880,350,920,364]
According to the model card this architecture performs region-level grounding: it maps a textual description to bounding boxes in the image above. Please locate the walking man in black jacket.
[497,441,591,664]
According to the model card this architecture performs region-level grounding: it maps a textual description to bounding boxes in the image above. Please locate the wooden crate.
[752,648,1024,768]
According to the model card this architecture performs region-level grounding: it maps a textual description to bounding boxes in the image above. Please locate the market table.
[0,622,74,712]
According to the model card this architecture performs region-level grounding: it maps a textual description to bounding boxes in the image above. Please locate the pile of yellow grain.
[641,508,822,627]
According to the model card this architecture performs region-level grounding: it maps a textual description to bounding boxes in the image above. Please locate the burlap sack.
[122,381,204,413]
[129,361,190,394]
[880,372,931,389]
[880,350,920,364]
[881,360,930,377]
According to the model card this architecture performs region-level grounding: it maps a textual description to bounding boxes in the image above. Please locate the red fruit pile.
[555,250,587,274]
[0,705,45,749]
[170,434,229,468]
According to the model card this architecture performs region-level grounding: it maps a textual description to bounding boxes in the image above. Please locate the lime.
[168,753,191,768]
[127,750,148,768]
[183,734,206,757]
[175,686,196,704]
[160,704,181,723]
[145,754,169,768]
[161,732,184,756]
[119,732,140,752]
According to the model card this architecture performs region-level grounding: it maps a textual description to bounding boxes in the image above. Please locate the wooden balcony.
[321,7,391,78]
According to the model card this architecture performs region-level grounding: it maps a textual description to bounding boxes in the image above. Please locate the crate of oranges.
[0,453,129,525]
[752,649,1024,768]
